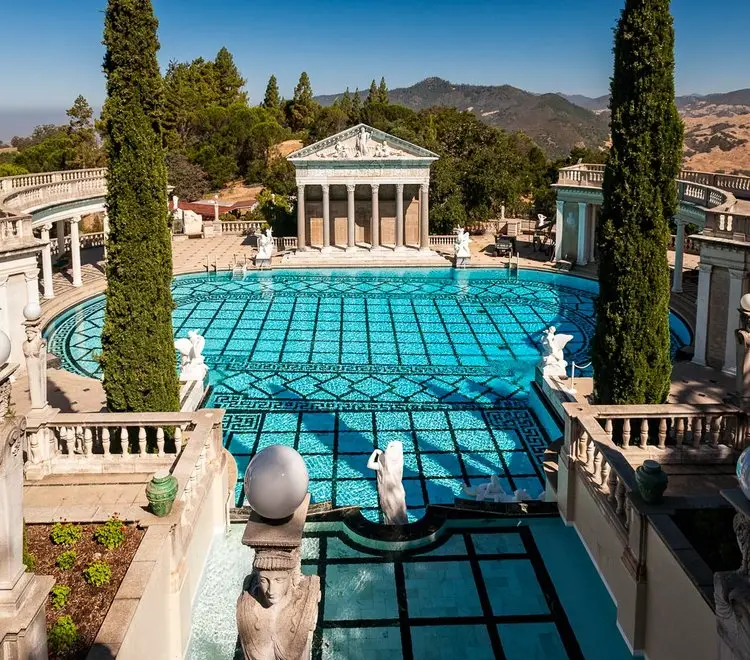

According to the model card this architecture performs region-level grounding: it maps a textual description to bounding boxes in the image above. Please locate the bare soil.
[26,523,145,659]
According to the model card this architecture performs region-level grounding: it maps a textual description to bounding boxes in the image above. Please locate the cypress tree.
[290,71,315,132]
[100,0,180,413]
[592,0,683,404]
[350,87,362,122]
[366,79,378,105]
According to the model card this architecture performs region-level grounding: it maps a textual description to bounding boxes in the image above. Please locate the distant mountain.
[317,77,610,158]
[560,89,750,113]
[557,93,610,113]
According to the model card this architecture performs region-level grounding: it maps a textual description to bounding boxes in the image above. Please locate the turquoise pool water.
[45,268,690,521]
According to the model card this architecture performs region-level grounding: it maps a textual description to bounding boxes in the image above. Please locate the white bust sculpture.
[256,227,275,264]
[174,330,208,382]
[540,326,574,379]
[367,441,408,525]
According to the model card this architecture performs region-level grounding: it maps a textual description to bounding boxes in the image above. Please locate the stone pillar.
[555,199,564,261]
[40,224,54,300]
[321,184,331,252]
[23,270,40,310]
[672,219,686,293]
[0,418,54,658]
[346,183,356,251]
[576,202,587,266]
[296,184,306,251]
[69,216,82,288]
[56,218,65,257]
[213,195,220,222]
[693,263,713,366]
[725,270,746,374]
[419,183,430,251]
[370,183,380,250]
[103,211,110,261]
[395,183,405,250]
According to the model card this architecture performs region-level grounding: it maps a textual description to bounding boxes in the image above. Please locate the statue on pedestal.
[174,330,207,382]
[238,446,320,660]
[715,512,750,660]
[367,440,408,525]
[539,326,573,379]
[454,228,471,267]
[256,228,275,268]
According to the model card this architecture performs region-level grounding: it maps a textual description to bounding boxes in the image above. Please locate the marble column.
[672,219,686,293]
[419,183,430,251]
[296,184,306,251]
[321,184,331,252]
[40,224,54,300]
[395,183,405,250]
[70,216,82,288]
[554,199,564,261]
[56,218,65,257]
[370,183,380,250]
[346,183,356,251]
[576,202,588,266]
[725,269,746,374]
[693,263,713,366]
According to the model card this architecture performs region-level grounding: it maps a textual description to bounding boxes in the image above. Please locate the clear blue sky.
[2,0,748,110]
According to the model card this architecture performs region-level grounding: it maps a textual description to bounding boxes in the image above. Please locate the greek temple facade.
[287,125,439,254]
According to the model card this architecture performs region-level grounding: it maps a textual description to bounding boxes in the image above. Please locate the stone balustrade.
[668,233,700,254]
[220,220,265,235]
[0,214,34,247]
[429,235,456,246]
[0,168,107,196]
[24,410,208,478]
[274,236,298,251]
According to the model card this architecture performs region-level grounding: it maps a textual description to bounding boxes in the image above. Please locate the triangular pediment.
[287,124,439,162]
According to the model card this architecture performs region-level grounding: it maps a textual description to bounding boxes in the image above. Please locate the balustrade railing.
[702,211,750,241]
[668,233,700,254]
[0,214,34,246]
[429,235,456,246]
[591,403,744,453]
[220,220,265,235]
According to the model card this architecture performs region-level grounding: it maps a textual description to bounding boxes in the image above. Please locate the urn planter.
[146,470,178,517]
[635,460,668,504]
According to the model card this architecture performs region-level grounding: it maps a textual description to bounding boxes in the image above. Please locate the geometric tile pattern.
[304,524,586,660]
[44,269,688,519]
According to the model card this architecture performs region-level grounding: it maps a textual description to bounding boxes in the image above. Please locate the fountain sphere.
[244,445,309,519]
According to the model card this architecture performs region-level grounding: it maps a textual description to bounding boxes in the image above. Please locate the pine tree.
[378,77,388,104]
[592,0,683,404]
[263,74,281,111]
[66,95,101,168]
[100,0,180,413]
[366,79,378,105]
[289,71,316,132]
[339,87,352,117]
[350,87,362,122]
[213,47,247,106]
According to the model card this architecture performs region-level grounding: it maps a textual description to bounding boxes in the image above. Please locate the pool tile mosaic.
[45,269,689,519]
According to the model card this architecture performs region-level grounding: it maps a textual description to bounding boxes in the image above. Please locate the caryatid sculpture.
[22,303,48,410]
[237,445,320,660]
[367,440,408,525]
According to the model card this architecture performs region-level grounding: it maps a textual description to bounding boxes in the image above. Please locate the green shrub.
[50,585,71,610]
[23,522,36,571]
[83,560,112,587]
[50,523,82,547]
[94,517,126,550]
[56,550,77,571]
[48,615,79,655]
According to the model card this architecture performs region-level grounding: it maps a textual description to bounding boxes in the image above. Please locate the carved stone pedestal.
[237,494,320,660]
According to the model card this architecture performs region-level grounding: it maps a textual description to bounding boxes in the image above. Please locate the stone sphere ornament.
[244,445,309,519]
[741,293,750,313]
[22,302,41,322]
[0,331,10,366]
[737,446,750,500]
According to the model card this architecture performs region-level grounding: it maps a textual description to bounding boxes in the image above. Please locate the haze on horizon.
[1,0,748,135]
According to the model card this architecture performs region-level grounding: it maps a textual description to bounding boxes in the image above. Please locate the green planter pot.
[146,470,178,517]
[635,460,668,504]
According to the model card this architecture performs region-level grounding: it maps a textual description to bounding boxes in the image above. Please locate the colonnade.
[296,182,430,251]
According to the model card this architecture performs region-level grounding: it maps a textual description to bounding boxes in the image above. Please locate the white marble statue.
[454,227,472,267]
[256,227,275,267]
[540,325,574,378]
[367,441,408,525]
[463,475,512,503]
[22,323,47,411]
[355,126,370,157]
[174,330,208,382]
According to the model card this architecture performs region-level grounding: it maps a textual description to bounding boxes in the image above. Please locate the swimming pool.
[45,268,690,521]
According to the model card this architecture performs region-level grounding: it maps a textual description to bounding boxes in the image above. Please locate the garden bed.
[26,521,145,659]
